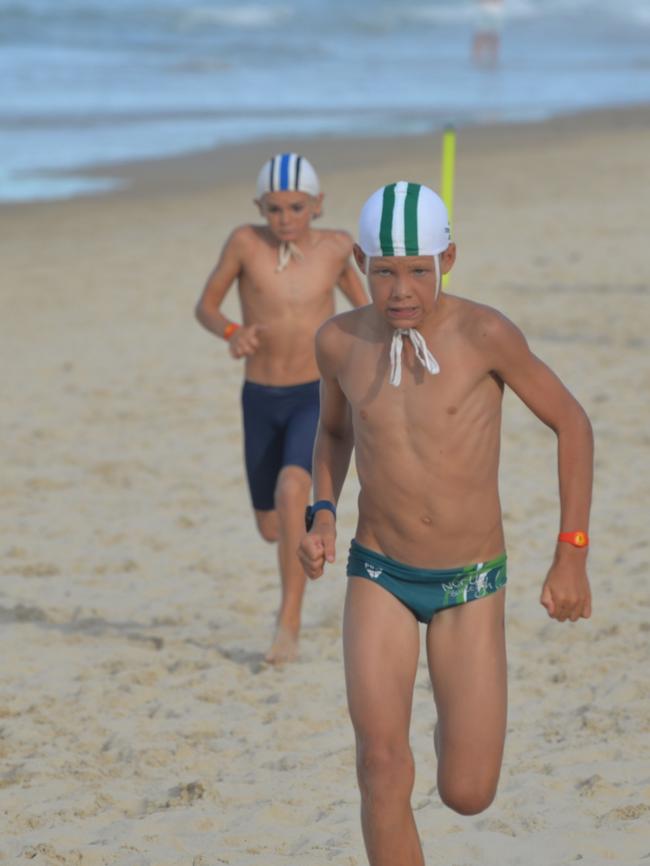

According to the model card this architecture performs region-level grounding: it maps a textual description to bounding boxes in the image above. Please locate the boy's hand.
[298,524,336,580]
[540,555,592,622]
[229,324,265,359]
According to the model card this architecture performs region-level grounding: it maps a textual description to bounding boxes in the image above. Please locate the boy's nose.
[390,277,411,299]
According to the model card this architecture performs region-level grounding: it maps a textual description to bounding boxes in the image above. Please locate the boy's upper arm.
[315,318,352,437]
[338,260,367,306]
[484,310,580,431]
[198,227,247,309]
[334,232,367,306]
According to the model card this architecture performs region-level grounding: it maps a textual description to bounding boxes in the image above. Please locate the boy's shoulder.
[316,307,371,373]
[222,224,278,266]
[317,306,371,345]
[227,223,270,247]
[447,295,530,370]
[448,294,517,339]
[312,227,355,254]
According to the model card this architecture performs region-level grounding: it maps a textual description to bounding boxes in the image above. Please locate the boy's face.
[353,244,456,329]
[256,190,323,243]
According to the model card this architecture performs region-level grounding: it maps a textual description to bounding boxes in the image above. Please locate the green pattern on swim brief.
[442,560,507,607]
[379,183,396,256]
[403,183,421,255]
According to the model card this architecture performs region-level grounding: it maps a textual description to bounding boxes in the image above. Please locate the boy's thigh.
[241,386,283,510]
[282,387,320,475]
[343,577,421,741]
[426,590,507,778]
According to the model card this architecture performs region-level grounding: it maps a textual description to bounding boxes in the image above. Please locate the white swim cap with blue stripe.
[256,152,320,198]
[358,182,450,258]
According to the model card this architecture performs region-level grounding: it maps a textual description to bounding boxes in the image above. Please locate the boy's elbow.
[583,410,594,456]
[351,291,367,308]
[576,403,593,441]
[194,299,209,325]
[562,401,593,447]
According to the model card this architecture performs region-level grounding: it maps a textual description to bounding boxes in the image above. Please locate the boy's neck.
[266,227,315,251]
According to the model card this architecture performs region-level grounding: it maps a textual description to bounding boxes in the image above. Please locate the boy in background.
[196,153,367,663]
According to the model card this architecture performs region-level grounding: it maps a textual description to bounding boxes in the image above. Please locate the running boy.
[196,153,367,664]
[299,182,593,865]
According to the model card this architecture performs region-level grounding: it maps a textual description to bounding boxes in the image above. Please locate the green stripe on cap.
[379,183,396,256]
[403,183,421,255]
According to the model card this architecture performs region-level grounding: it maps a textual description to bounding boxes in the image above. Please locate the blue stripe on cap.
[295,155,302,190]
[279,153,291,190]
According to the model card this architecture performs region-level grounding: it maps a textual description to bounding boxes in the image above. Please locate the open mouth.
[387,306,419,319]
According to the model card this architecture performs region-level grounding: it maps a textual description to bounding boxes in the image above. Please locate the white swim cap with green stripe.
[358,181,450,258]
[359,182,452,387]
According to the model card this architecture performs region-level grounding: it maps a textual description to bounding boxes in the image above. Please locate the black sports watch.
[305,500,337,531]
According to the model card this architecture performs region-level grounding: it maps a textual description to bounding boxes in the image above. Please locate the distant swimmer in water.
[473,0,505,67]
[195,152,367,664]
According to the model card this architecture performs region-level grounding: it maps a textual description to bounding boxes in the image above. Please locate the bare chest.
[240,249,341,310]
[340,335,501,438]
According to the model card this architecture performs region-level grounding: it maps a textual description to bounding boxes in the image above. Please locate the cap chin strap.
[276,242,304,272]
[434,253,441,299]
[389,327,440,387]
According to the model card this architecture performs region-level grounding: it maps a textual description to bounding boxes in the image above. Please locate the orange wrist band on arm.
[223,322,240,340]
[558,531,589,548]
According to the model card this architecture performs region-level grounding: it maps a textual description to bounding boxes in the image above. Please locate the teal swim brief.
[347,539,507,623]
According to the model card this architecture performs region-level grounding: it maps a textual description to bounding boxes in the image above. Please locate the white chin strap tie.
[389,328,440,387]
[276,242,304,272]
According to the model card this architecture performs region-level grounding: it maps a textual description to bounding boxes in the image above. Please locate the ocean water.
[1,0,649,202]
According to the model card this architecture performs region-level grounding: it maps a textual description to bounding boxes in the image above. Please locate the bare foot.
[265,624,299,664]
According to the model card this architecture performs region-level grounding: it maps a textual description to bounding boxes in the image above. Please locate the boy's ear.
[311,192,324,219]
[353,243,367,273]
[441,242,457,274]
[254,197,265,216]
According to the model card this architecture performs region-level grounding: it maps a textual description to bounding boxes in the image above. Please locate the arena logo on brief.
[364,563,383,580]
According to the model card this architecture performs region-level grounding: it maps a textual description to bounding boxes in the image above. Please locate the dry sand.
[1,105,649,865]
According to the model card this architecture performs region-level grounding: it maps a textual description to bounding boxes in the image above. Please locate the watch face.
[574,532,587,547]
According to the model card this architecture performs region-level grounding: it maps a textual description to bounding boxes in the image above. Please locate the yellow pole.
[440,125,456,288]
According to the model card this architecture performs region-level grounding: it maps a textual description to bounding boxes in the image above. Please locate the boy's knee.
[438,779,497,816]
[255,511,279,543]
[356,742,415,800]
[274,469,310,514]
[258,525,279,543]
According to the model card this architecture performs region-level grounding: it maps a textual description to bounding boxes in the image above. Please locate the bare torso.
[335,296,506,567]
[238,226,353,385]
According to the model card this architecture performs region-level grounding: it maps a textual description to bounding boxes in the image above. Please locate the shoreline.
[2,101,649,211]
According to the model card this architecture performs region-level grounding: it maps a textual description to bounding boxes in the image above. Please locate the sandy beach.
[1,105,649,865]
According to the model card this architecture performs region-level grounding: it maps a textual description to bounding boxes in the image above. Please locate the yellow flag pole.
[440,125,456,288]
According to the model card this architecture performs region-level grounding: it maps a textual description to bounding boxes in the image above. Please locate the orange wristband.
[557,531,589,548]
[223,322,240,340]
